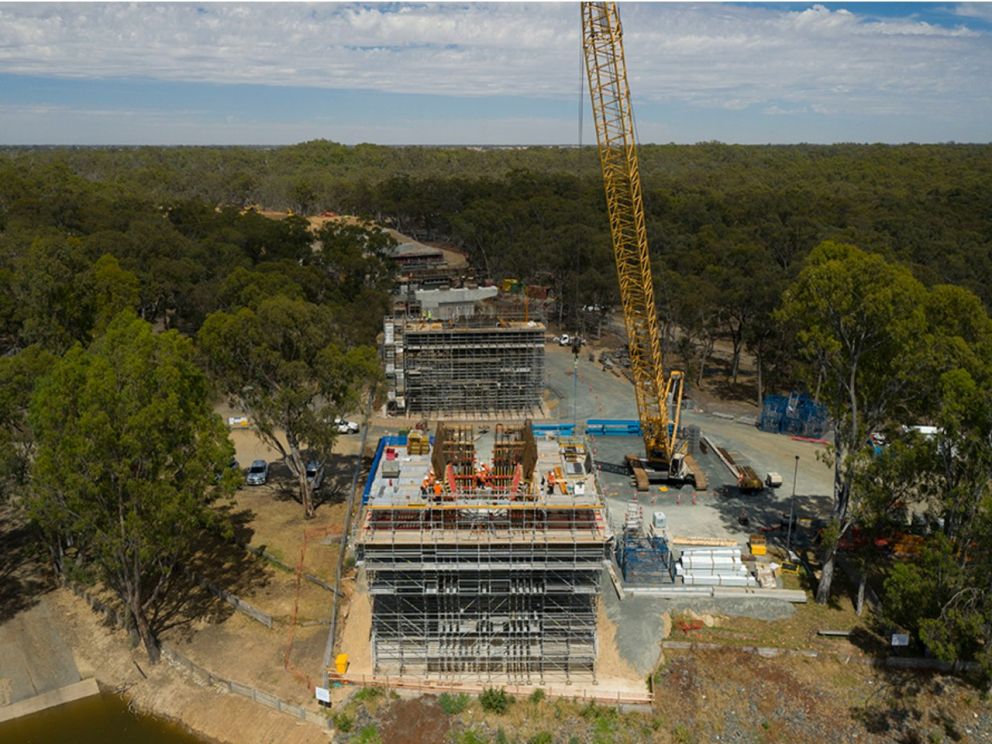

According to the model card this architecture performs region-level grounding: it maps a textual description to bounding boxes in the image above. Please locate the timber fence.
[244,543,343,596]
[188,571,274,629]
[71,572,274,631]
[160,646,331,730]
[70,583,124,627]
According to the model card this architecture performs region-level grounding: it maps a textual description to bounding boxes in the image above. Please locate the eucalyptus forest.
[1,140,991,673]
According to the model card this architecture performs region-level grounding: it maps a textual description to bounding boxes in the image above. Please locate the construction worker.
[433,481,443,497]
[547,471,555,495]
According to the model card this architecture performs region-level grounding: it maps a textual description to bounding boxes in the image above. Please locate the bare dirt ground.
[595,597,646,683]
[378,696,451,744]
[337,582,372,679]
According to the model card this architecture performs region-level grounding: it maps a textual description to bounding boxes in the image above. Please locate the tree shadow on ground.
[148,505,271,642]
[708,378,759,406]
[267,451,360,515]
[847,619,890,658]
[851,669,959,743]
[709,486,843,604]
[710,485,827,548]
[214,499,257,547]
[0,505,52,624]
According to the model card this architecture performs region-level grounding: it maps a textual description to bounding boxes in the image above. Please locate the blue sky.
[0,2,990,145]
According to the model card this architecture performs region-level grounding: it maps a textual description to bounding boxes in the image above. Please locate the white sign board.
[891,633,910,647]
[314,686,331,703]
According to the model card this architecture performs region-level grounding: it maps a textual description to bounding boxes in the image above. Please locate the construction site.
[382,314,545,417]
[382,236,551,418]
[356,424,609,680]
[338,1,825,702]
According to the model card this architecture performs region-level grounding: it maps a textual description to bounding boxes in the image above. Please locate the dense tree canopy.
[3,142,990,403]
[28,312,236,662]
[778,241,929,604]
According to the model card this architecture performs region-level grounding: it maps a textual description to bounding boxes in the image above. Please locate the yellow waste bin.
[750,534,767,557]
[335,653,349,675]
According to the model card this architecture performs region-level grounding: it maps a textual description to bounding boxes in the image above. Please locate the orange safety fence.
[283,523,342,691]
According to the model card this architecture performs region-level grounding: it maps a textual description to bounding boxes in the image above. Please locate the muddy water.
[0,692,206,743]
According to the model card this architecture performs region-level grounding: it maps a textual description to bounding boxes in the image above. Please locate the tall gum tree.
[198,295,380,518]
[777,241,927,604]
[28,312,235,661]
[873,285,992,668]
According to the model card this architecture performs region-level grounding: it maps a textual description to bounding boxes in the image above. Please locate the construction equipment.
[581,2,704,490]
[702,434,763,492]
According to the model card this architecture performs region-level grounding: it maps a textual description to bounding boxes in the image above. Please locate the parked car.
[305,461,325,491]
[334,417,359,434]
[245,459,269,486]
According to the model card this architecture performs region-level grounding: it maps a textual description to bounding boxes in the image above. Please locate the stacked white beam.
[677,546,758,587]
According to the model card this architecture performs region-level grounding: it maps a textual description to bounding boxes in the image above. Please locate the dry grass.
[232,484,344,580]
[680,572,878,657]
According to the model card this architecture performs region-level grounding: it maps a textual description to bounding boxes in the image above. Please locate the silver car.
[305,461,325,491]
[245,459,268,486]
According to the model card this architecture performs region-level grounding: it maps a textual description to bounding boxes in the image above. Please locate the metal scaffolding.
[356,425,611,681]
[383,315,545,416]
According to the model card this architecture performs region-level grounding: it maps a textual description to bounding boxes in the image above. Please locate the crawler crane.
[581,2,706,491]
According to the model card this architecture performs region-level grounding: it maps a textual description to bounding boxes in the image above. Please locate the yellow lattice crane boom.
[582,2,700,487]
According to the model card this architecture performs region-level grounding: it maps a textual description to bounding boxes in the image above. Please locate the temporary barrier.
[585,419,641,436]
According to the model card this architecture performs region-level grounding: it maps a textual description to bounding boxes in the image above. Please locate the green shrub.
[528,733,553,744]
[528,688,546,704]
[495,728,509,744]
[438,691,471,715]
[354,725,382,744]
[479,686,511,714]
[580,701,599,720]
[332,711,353,733]
[354,686,383,703]
[672,724,695,744]
[456,729,488,744]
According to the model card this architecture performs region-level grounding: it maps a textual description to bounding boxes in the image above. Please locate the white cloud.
[955,3,992,22]
[0,2,988,122]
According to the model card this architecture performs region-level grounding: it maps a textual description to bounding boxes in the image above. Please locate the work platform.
[356,423,612,680]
